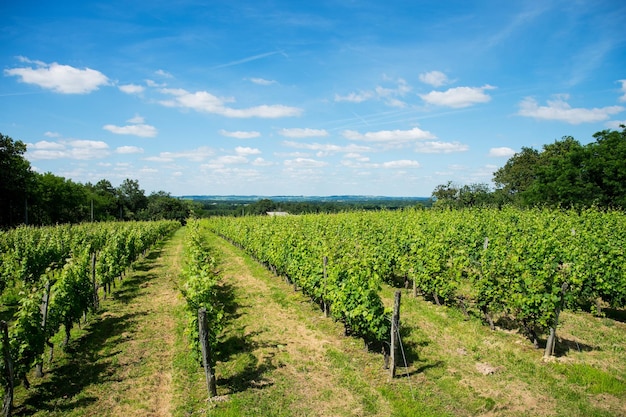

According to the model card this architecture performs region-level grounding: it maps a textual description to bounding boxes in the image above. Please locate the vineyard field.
[1,208,625,416]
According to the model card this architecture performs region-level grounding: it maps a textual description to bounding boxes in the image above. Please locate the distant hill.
[179,195,431,203]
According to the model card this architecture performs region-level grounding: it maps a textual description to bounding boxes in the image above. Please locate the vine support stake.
[198,307,217,399]
[1,320,15,417]
[544,282,569,358]
[91,252,99,312]
[36,280,51,378]
[323,256,329,317]
[390,290,401,379]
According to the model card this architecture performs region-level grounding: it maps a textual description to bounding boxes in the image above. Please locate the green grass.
[7,226,626,417]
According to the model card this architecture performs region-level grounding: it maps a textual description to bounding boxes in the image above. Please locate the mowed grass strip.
[378,285,626,417]
[200,231,398,417]
[201,228,626,417]
[13,228,186,417]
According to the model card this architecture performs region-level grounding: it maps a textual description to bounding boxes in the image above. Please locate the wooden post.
[198,308,217,398]
[91,253,97,308]
[544,282,569,358]
[323,256,329,317]
[1,321,15,417]
[390,290,401,379]
[36,281,51,378]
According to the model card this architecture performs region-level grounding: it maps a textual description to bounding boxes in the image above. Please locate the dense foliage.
[0,220,180,411]
[180,220,223,364]
[208,207,626,349]
[433,126,626,209]
[207,215,392,345]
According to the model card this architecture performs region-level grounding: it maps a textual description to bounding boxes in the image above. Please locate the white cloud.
[376,78,411,97]
[159,87,302,118]
[219,129,261,139]
[29,140,65,150]
[334,91,374,103]
[145,146,214,163]
[382,160,421,168]
[618,79,626,102]
[4,58,109,94]
[44,131,61,138]
[27,139,110,160]
[606,120,626,129]
[116,146,144,154]
[335,78,411,107]
[415,141,469,153]
[284,158,328,168]
[344,153,370,162]
[343,127,436,145]
[235,146,261,156]
[384,98,407,108]
[146,79,167,88]
[275,151,310,158]
[249,77,277,85]
[67,140,110,159]
[488,147,516,157]
[419,71,450,87]
[202,155,249,169]
[252,157,274,166]
[127,115,145,124]
[420,85,495,108]
[278,128,329,138]
[103,123,158,137]
[155,69,173,78]
[517,96,624,124]
[283,141,371,155]
[119,84,145,94]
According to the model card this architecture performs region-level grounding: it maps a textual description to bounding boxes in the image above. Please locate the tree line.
[432,126,626,209]
[1,132,194,228]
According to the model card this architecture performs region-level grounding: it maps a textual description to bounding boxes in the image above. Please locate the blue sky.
[2,0,625,197]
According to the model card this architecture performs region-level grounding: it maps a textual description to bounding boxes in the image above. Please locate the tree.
[138,191,191,223]
[29,173,88,225]
[117,179,148,220]
[0,133,34,227]
[586,126,626,208]
[493,147,541,206]
[524,136,594,207]
[85,179,118,221]
[432,182,495,208]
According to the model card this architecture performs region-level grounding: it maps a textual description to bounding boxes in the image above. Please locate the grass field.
[10,226,626,416]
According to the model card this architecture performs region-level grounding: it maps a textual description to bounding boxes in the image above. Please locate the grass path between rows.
[201,231,400,417]
[12,225,626,417]
[13,228,187,417]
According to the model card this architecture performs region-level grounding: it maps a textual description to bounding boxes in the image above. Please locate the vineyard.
[0,207,625,416]
[207,206,626,353]
[0,220,180,416]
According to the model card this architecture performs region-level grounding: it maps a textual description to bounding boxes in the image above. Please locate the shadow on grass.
[553,337,597,356]
[216,281,241,325]
[13,245,163,416]
[604,307,626,323]
[217,348,278,393]
[111,272,158,304]
[14,311,148,416]
[213,277,280,394]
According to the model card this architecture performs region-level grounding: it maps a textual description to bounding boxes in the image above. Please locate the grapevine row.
[205,216,391,345]
[179,219,223,397]
[207,207,626,351]
[0,220,180,415]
